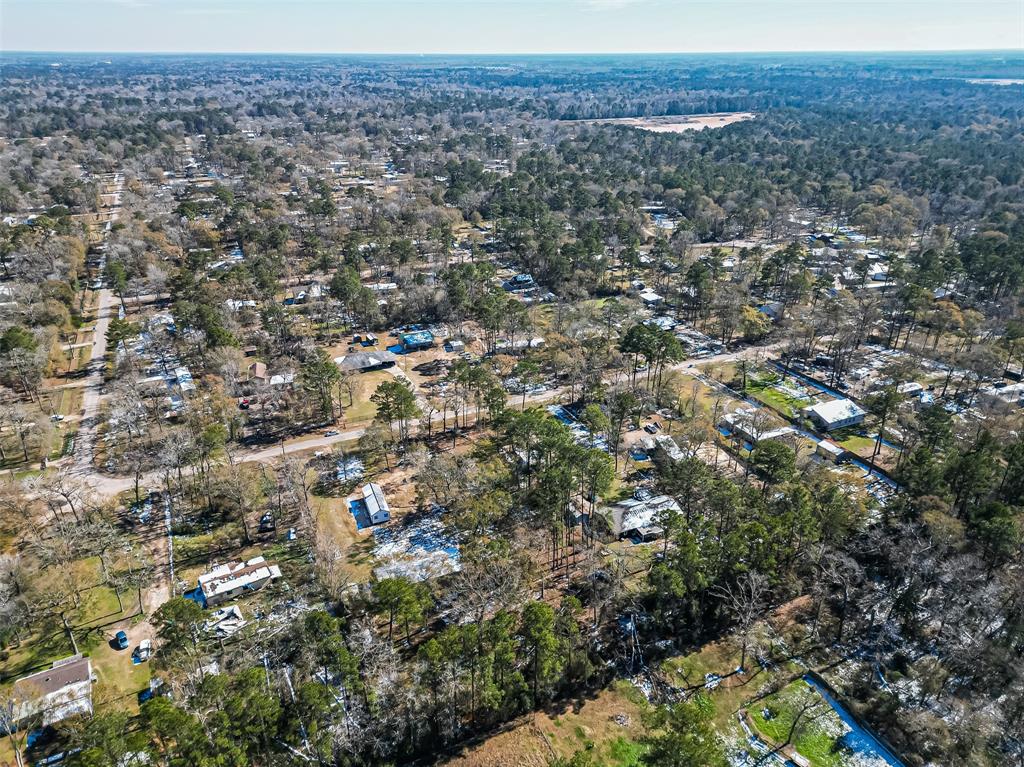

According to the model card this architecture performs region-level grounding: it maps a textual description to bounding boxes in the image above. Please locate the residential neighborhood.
[0,37,1021,767]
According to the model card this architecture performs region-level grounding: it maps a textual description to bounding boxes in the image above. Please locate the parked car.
[133,639,152,662]
[114,630,129,650]
[324,430,340,437]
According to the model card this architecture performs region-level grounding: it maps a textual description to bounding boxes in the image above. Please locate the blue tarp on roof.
[400,330,434,349]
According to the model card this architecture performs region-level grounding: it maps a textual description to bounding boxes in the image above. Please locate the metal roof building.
[361,483,391,525]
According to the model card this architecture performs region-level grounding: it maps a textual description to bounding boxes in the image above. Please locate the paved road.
[671,340,786,373]
[72,289,116,474]
[60,340,782,501]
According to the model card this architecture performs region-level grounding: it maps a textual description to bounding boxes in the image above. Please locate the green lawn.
[342,369,390,423]
[748,680,847,767]
[540,679,650,767]
[90,641,152,711]
[1,570,142,683]
[747,386,802,418]
[742,373,813,419]
[837,434,875,455]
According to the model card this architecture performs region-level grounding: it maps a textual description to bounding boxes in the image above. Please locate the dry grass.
[442,681,650,767]
[314,494,377,583]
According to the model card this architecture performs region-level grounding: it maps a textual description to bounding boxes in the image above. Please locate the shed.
[246,361,269,384]
[816,439,846,463]
[361,483,391,525]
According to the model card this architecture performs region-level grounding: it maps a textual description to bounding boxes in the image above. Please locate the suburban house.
[268,372,295,388]
[980,382,1024,408]
[493,336,545,353]
[896,382,925,396]
[359,483,391,525]
[609,494,680,541]
[197,556,282,607]
[285,282,325,305]
[720,409,797,444]
[638,290,664,306]
[335,350,398,373]
[802,398,867,431]
[225,299,257,312]
[11,655,94,728]
[650,433,685,462]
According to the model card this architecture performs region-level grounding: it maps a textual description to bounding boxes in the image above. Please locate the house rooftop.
[13,655,93,726]
[15,656,91,699]
[616,494,679,534]
[362,483,390,517]
[198,557,282,601]
[335,350,398,372]
[401,330,434,346]
[804,398,866,424]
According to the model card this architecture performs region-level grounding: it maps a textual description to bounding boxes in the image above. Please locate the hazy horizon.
[3,0,1022,56]
[3,49,1022,57]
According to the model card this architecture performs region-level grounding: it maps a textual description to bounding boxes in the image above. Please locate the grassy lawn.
[660,639,760,730]
[90,641,152,712]
[173,524,246,585]
[748,680,847,767]
[1,559,143,683]
[341,369,391,423]
[701,360,737,385]
[747,386,800,418]
[674,372,738,418]
[57,386,85,417]
[836,434,875,455]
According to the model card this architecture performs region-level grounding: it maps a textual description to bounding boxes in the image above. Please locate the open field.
[569,112,756,133]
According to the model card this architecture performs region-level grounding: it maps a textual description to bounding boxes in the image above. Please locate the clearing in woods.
[568,112,756,133]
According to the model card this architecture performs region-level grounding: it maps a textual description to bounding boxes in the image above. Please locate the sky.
[2,0,1022,55]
